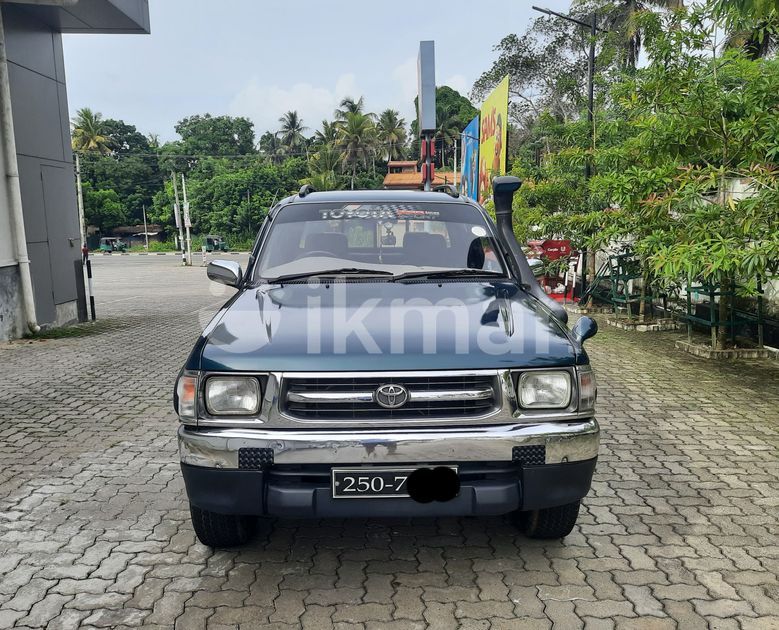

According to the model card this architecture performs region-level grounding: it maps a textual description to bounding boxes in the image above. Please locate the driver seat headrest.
[304,232,348,257]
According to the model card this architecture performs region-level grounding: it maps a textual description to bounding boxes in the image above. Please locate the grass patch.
[23,320,118,340]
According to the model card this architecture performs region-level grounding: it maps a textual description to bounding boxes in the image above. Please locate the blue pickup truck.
[175,177,599,547]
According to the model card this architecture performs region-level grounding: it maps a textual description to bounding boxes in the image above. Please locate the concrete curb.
[607,318,680,333]
[675,340,778,360]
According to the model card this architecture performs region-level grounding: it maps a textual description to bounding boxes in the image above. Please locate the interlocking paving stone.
[0,255,778,628]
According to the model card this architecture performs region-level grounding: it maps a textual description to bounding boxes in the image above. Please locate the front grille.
[283,374,498,421]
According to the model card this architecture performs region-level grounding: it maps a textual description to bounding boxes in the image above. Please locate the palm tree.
[335,96,366,121]
[303,170,341,191]
[435,103,460,170]
[712,0,779,58]
[71,108,111,154]
[315,119,340,147]
[309,144,342,174]
[337,112,376,189]
[277,110,308,154]
[598,0,684,69]
[258,131,284,164]
[376,109,407,161]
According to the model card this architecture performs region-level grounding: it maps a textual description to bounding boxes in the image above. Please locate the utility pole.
[532,5,602,301]
[142,203,149,251]
[580,11,597,180]
[74,152,94,320]
[171,171,185,265]
[453,137,458,192]
[247,188,252,233]
[181,173,192,266]
[75,153,87,247]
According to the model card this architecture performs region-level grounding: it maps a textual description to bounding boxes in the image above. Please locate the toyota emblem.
[375,384,409,409]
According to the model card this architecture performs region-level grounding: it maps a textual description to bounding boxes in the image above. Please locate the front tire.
[189,504,256,548]
[515,500,581,539]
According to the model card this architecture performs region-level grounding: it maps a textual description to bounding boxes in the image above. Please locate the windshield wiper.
[393,268,507,282]
[266,268,395,284]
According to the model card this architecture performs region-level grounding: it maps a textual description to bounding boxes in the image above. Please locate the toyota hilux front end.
[176,178,599,547]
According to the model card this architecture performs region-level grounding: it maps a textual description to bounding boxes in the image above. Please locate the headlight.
[577,366,597,412]
[518,371,571,409]
[205,376,261,415]
[175,373,197,421]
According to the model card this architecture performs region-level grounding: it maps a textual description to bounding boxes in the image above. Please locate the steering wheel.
[303,250,338,258]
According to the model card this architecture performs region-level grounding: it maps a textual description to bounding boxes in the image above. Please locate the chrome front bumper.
[178,418,599,469]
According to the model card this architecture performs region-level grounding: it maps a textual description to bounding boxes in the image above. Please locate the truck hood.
[194,281,577,372]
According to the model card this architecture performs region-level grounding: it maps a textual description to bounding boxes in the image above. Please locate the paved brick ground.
[1,256,778,630]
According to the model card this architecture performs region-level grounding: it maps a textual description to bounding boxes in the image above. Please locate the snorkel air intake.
[492,176,568,324]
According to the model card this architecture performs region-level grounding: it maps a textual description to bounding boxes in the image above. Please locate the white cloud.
[390,58,473,125]
[443,74,469,98]
[392,56,418,104]
[228,73,361,135]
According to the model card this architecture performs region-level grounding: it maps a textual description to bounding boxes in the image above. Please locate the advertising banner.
[460,116,479,201]
[478,75,509,203]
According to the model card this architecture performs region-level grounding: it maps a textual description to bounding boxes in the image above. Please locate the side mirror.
[571,316,598,345]
[528,258,544,278]
[207,260,242,288]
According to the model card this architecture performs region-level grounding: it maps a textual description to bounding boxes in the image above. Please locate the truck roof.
[278,188,474,207]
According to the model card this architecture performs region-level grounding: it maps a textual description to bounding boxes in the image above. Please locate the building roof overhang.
[5,0,150,34]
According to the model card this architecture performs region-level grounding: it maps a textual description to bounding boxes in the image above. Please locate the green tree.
[102,118,152,155]
[435,103,462,170]
[335,96,367,120]
[710,0,779,58]
[82,185,127,231]
[411,86,478,162]
[277,110,308,154]
[570,8,779,345]
[314,119,340,147]
[188,157,307,235]
[71,108,111,154]
[338,112,376,189]
[303,170,341,191]
[309,144,342,173]
[258,131,285,164]
[597,0,684,70]
[376,109,407,161]
[473,15,592,135]
[174,114,256,156]
[78,117,164,227]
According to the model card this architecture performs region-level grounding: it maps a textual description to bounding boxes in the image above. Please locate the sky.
[63,0,571,142]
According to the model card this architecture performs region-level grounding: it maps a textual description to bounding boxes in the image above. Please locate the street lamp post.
[532,6,602,300]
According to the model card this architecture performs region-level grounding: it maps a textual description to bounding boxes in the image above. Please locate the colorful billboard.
[460,116,479,200]
[478,75,509,203]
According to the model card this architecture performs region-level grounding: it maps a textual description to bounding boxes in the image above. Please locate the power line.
[73,140,458,161]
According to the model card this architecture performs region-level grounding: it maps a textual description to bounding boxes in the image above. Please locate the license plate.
[331,467,457,499]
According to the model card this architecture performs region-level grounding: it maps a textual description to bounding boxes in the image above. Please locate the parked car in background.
[175,177,599,548]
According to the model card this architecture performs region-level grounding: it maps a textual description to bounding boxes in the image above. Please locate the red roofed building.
[383,161,460,190]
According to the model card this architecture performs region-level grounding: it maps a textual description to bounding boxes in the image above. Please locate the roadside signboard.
[478,75,509,203]
[417,41,436,133]
[460,116,480,200]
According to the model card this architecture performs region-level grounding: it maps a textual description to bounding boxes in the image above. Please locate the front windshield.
[254,202,507,281]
